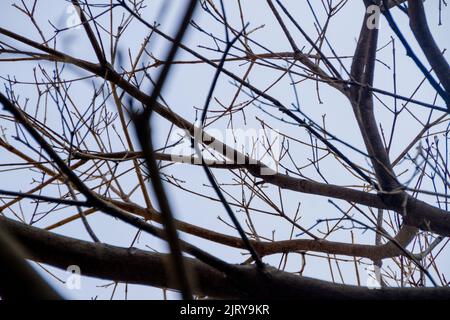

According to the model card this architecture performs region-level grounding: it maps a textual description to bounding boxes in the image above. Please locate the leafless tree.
[0,0,449,300]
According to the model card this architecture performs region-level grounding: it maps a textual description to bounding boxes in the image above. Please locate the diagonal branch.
[0,222,62,300]
[407,0,450,96]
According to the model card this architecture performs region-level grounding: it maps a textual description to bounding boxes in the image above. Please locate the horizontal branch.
[46,196,417,260]
[72,148,450,237]
[1,216,449,299]
[0,222,62,300]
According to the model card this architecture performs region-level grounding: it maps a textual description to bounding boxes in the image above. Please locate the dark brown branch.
[0,222,62,300]
[350,2,399,191]
[407,0,450,96]
[1,216,449,300]
[42,195,418,260]
[71,0,107,65]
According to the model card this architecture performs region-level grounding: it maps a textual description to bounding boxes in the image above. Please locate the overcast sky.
[0,0,448,299]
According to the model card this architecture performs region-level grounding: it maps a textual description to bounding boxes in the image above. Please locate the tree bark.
[1,216,449,300]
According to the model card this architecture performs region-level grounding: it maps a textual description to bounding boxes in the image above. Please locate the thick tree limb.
[1,216,449,299]
[350,1,399,191]
[407,0,450,97]
[0,223,62,300]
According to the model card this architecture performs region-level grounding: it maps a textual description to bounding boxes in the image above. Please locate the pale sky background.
[0,0,448,299]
